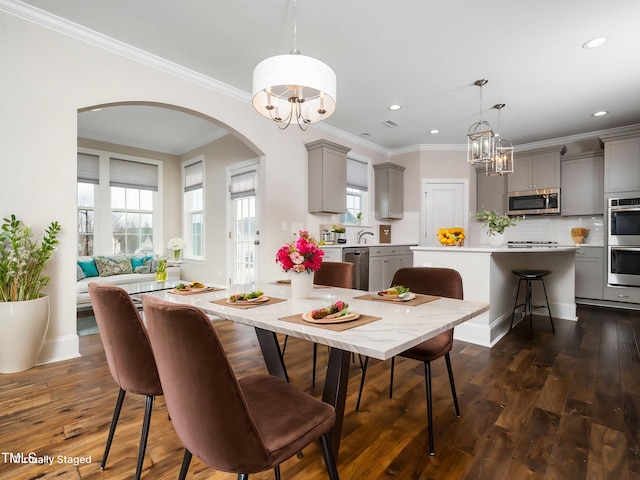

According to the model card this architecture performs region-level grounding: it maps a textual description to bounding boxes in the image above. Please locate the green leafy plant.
[355,212,363,221]
[332,224,346,233]
[475,210,520,236]
[0,215,61,302]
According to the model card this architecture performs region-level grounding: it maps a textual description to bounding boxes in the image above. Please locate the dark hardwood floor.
[1,305,639,479]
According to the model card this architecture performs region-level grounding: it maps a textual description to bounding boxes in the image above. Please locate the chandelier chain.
[291,0,300,55]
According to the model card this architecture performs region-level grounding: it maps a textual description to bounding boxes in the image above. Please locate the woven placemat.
[210,296,287,309]
[168,286,225,296]
[279,312,382,331]
[352,293,440,306]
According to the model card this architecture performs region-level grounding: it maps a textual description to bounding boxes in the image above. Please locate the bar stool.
[509,269,555,339]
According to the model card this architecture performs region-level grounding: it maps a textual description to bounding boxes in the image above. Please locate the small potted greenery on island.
[0,214,61,373]
[475,210,520,245]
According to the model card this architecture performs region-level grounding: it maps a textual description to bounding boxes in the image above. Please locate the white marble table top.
[144,283,489,361]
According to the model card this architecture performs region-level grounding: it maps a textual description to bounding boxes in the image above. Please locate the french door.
[229,163,260,284]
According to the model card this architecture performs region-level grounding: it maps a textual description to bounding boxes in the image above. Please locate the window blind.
[109,158,158,191]
[184,160,203,192]
[77,153,99,184]
[347,158,368,191]
[230,170,256,199]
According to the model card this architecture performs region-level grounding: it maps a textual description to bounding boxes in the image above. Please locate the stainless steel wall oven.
[607,195,640,287]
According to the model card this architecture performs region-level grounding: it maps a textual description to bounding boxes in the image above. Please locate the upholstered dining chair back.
[142,295,339,478]
[88,282,162,397]
[314,261,354,289]
[391,267,463,300]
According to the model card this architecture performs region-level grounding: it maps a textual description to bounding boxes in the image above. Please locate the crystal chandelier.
[485,104,514,175]
[467,79,495,165]
[252,0,337,130]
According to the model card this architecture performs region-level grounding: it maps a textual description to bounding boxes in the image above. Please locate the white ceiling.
[15,0,640,154]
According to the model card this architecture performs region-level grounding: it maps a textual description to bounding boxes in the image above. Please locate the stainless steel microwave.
[507,188,560,216]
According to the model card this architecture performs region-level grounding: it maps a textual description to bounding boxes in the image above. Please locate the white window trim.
[182,155,205,260]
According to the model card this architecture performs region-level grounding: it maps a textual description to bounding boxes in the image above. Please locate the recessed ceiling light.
[388,104,401,111]
[583,37,608,49]
[592,110,609,117]
[429,129,440,134]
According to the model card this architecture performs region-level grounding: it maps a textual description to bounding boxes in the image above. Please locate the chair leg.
[274,465,281,480]
[312,343,318,387]
[134,395,154,480]
[424,361,435,456]
[540,278,555,333]
[178,449,192,480]
[101,387,126,470]
[319,432,341,480]
[355,356,369,412]
[444,353,460,417]
[238,474,249,480]
[509,278,523,330]
[389,356,396,398]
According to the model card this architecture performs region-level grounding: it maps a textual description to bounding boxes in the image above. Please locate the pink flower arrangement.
[276,230,324,274]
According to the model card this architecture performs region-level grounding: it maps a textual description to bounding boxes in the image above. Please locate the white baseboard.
[36,334,80,366]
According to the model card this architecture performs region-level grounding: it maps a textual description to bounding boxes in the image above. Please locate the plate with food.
[377,285,415,301]
[226,291,269,304]
[170,281,210,294]
[302,301,360,324]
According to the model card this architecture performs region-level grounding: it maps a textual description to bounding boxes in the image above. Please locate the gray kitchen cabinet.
[599,132,640,193]
[508,146,565,192]
[561,151,604,216]
[369,245,413,291]
[306,139,351,214]
[575,246,603,300]
[374,163,405,219]
[476,167,507,213]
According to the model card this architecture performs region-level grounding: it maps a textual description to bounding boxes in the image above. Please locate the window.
[183,159,204,258]
[343,158,369,224]
[110,158,158,254]
[77,149,161,256]
[230,167,258,284]
[77,153,98,256]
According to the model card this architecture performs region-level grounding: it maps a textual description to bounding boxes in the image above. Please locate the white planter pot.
[489,232,505,247]
[290,272,314,299]
[0,295,50,374]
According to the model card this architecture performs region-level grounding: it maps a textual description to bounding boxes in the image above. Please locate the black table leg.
[322,347,351,460]
[254,328,289,382]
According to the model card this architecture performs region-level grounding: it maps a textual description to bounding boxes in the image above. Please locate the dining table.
[142,281,489,459]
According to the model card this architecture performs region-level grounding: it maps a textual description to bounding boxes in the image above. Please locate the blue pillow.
[130,255,146,269]
[77,259,99,278]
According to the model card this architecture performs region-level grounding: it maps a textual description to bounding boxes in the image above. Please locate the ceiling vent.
[383,120,399,128]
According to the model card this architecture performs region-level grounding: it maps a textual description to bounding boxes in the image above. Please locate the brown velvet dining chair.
[141,295,340,480]
[355,267,463,456]
[88,282,163,480]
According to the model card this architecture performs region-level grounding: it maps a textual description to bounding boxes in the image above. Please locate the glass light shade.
[252,54,337,127]
[467,121,495,165]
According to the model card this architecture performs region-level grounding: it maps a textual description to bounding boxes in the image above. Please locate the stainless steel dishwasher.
[343,247,369,291]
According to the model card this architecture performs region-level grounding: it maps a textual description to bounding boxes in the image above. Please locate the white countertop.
[321,243,416,248]
[411,245,578,253]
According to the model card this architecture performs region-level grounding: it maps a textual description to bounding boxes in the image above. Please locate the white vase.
[290,272,314,299]
[0,295,50,374]
[489,232,505,247]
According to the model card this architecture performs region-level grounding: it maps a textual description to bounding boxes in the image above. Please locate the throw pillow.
[76,264,85,281]
[134,265,151,274]
[144,255,157,273]
[77,259,99,278]
[130,255,147,270]
[94,256,134,277]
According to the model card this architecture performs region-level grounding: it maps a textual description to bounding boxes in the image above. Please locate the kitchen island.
[411,245,577,347]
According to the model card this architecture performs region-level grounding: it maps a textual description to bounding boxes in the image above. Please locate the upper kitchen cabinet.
[374,162,405,219]
[599,130,640,194]
[561,151,604,216]
[508,146,566,193]
[476,167,507,213]
[306,140,351,214]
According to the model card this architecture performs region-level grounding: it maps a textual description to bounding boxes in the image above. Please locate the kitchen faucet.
[357,230,374,244]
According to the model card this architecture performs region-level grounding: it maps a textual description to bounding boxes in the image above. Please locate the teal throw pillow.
[77,259,99,278]
[130,255,146,269]
[94,256,134,277]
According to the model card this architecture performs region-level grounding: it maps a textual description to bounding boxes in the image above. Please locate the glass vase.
[156,270,168,282]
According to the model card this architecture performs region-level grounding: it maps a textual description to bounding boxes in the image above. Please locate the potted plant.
[155,257,168,282]
[475,210,520,246]
[0,214,61,373]
[355,212,364,225]
[332,224,347,243]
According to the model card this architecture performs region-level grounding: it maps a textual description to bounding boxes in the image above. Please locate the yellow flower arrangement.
[437,228,465,246]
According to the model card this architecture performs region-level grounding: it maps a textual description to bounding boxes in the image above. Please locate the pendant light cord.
[291,0,300,55]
